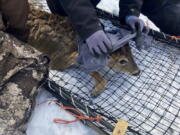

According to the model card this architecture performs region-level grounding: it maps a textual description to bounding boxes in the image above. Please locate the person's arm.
[119,0,144,23]
[59,0,102,40]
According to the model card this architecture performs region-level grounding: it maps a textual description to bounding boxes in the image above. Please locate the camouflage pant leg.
[0,31,49,135]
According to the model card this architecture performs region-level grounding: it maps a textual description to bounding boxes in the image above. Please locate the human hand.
[86,30,112,55]
[125,15,149,34]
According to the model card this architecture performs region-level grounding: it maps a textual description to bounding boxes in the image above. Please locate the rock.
[0,31,49,135]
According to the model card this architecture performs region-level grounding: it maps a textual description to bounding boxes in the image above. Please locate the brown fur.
[27,7,140,97]
[109,44,140,75]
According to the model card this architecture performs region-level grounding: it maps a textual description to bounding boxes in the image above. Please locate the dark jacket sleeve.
[119,0,144,23]
[59,0,102,40]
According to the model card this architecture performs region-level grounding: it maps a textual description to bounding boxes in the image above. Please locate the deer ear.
[109,52,115,57]
[125,43,131,51]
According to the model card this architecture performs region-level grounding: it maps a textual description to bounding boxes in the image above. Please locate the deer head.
[109,44,140,76]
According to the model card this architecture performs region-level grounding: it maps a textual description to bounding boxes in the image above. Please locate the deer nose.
[132,70,140,76]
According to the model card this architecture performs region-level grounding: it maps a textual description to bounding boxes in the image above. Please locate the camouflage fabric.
[0,31,49,135]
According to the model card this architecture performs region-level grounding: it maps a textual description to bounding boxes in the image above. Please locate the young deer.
[27,7,140,97]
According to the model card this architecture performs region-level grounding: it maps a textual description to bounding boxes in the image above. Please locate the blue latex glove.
[86,30,113,56]
[126,16,146,33]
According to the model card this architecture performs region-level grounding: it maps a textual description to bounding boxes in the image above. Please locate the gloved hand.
[125,15,149,34]
[126,16,149,50]
[76,31,125,73]
[76,37,108,73]
[86,30,113,56]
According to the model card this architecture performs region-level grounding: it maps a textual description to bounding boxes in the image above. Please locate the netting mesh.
[29,1,180,135]
[48,40,180,135]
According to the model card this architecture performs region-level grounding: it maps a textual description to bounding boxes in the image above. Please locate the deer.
[27,7,140,97]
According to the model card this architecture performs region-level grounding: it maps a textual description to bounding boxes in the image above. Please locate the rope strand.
[37,100,103,124]
[170,36,180,40]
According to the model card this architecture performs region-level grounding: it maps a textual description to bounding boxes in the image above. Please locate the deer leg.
[90,72,107,97]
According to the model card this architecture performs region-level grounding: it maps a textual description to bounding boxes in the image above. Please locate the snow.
[26,89,98,135]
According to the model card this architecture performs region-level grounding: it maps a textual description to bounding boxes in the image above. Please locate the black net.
[47,39,180,135]
[29,1,180,135]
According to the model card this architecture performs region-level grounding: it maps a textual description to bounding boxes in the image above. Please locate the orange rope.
[37,100,103,124]
[170,36,180,40]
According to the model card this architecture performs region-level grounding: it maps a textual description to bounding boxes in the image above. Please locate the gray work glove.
[76,32,126,72]
[76,37,108,73]
[86,30,113,56]
[126,16,149,50]
[125,16,147,33]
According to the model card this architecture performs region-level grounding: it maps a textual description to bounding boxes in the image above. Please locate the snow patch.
[27,90,98,135]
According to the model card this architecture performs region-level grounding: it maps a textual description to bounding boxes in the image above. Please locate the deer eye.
[119,59,128,65]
